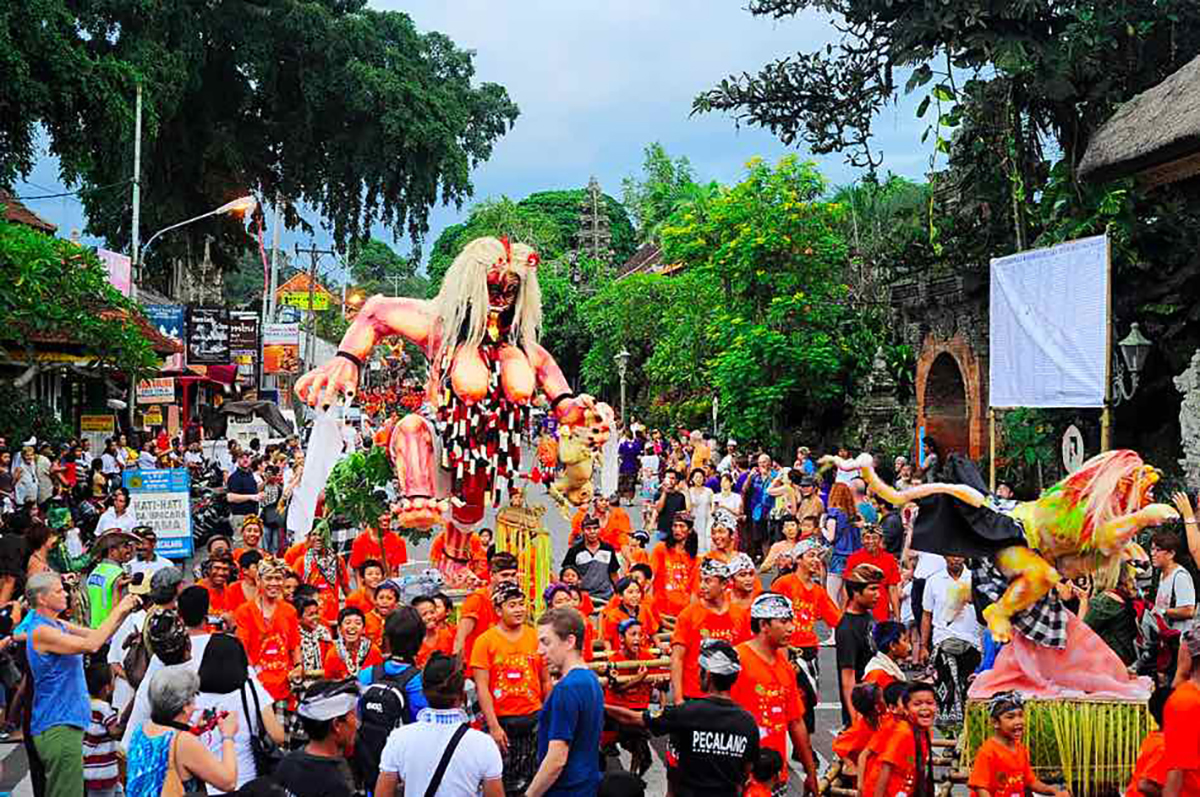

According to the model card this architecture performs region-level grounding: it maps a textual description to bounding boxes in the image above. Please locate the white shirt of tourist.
[101,453,121,474]
[912,552,946,581]
[690,486,714,554]
[379,707,503,797]
[108,609,147,711]
[922,568,982,649]
[137,451,157,470]
[1156,565,1196,631]
[129,556,174,582]
[185,451,204,467]
[120,634,212,752]
[717,453,735,473]
[195,675,273,793]
[96,507,139,535]
[714,491,742,517]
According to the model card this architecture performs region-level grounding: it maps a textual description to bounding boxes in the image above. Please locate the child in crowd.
[84,663,123,797]
[863,681,938,797]
[863,621,910,689]
[744,748,783,797]
[899,554,917,662]
[832,683,883,791]
[968,691,1071,797]
[759,514,802,573]
[1124,686,1171,796]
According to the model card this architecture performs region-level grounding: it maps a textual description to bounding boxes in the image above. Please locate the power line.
[13,179,133,201]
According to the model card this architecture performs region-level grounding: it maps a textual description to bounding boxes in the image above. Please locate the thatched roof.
[1079,54,1200,187]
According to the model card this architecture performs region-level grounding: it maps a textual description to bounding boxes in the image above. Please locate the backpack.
[353,660,422,789]
[122,613,153,690]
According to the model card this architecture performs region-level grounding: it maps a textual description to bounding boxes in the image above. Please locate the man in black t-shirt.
[608,639,759,796]
[274,680,357,797]
[835,562,884,727]
[654,469,687,540]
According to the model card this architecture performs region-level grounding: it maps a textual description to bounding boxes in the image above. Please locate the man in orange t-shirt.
[1164,628,1200,796]
[650,512,699,620]
[842,525,900,621]
[290,528,351,628]
[671,557,751,703]
[469,581,549,795]
[730,592,818,794]
[234,557,301,706]
[197,557,234,630]
[726,553,761,612]
[224,549,262,615]
[349,513,409,579]
[453,550,519,665]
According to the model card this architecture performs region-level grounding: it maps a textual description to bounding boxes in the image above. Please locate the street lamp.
[133,194,258,295]
[1111,322,1152,406]
[614,348,631,428]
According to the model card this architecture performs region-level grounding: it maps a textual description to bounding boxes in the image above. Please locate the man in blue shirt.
[742,453,776,563]
[527,607,604,797]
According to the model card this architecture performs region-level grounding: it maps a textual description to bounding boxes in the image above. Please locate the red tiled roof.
[25,308,182,355]
[0,189,56,233]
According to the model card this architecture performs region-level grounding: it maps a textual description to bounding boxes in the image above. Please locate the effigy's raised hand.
[295,356,360,408]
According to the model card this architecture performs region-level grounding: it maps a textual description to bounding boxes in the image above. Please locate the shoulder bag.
[424,724,470,797]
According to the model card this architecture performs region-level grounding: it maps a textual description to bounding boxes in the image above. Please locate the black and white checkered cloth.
[974,560,1068,649]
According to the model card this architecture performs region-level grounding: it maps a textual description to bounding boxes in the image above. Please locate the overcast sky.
[12,1,931,272]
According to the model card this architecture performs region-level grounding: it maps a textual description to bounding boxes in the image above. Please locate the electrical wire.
[13,179,133,201]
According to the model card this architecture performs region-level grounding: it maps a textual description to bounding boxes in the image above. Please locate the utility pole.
[385,274,406,296]
[294,243,334,373]
[128,82,143,431]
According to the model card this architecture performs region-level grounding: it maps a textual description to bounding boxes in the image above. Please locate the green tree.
[517,189,637,264]
[0,216,161,383]
[621,143,699,243]
[348,239,424,298]
[660,156,878,444]
[1,0,519,278]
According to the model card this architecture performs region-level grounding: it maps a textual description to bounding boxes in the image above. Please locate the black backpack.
[353,659,422,789]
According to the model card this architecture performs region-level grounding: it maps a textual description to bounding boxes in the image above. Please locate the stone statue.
[1175,349,1200,488]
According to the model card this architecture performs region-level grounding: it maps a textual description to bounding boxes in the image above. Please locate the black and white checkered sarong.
[974,560,1068,649]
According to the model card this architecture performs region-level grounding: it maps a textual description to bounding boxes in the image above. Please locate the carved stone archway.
[893,274,989,462]
[915,338,986,460]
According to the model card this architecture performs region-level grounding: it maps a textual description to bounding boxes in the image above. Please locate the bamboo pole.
[587,657,670,672]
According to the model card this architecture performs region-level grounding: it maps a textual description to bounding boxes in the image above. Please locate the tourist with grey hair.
[26,571,141,797]
[126,667,239,796]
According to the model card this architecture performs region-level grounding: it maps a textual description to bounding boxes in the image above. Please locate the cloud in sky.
[13,0,934,268]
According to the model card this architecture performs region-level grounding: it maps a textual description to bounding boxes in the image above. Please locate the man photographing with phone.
[26,571,141,797]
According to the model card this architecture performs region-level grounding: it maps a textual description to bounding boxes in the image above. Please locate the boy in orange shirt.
[454,551,519,664]
[832,683,884,785]
[469,581,549,796]
[345,558,384,614]
[771,538,839,732]
[865,681,938,797]
[349,512,408,578]
[744,748,783,797]
[727,553,761,611]
[968,691,1070,797]
[671,558,752,703]
[323,605,384,680]
[602,617,659,776]
[412,594,455,667]
[1125,687,1171,797]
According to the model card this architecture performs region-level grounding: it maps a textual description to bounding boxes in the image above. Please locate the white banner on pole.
[989,234,1109,408]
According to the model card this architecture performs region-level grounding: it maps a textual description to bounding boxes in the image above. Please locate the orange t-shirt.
[672,602,751,699]
[1164,681,1200,793]
[1125,730,1165,797]
[575,590,595,618]
[459,588,497,665]
[364,609,384,649]
[468,625,546,717]
[231,546,267,568]
[858,714,898,791]
[743,780,772,797]
[295,551,350,627]
[430,532,486,574]
[349,530,409,574]
[323,641,384,681]
[223,580,255,614]
[862,719,928,797]
[832,715,876,762]
[345,588,375,614]
[771,573,841,648]
[234,600,300,702]
[199,579,232,620]
[283,542,307,569]
[862,668,899,690]
[730,642,803,781]
[650,544,697,619]
[842,548,901,622]
[604,648,659,710]
[600,602,660,651]
[624,546,651,570]
[416,626,456,668]
[968,737,1036,797]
